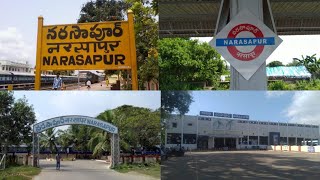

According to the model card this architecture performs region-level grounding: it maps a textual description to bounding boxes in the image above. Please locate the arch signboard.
[35,10,138,90]
[33,115,118,134]
[32,115,120,168]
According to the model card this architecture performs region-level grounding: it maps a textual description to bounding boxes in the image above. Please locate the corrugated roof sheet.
[159,0,320,37]
[266,66,311,78]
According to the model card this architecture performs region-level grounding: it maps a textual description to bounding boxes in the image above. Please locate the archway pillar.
[111,133,120,168]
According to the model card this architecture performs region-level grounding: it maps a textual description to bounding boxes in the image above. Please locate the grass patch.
[113,163,160,179]
[0,165,41,180]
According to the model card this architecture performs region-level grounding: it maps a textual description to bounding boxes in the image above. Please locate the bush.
[268,80,293,90]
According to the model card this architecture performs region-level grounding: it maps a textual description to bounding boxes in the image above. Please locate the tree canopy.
[77,0,158,89]
[0,92,36,153]
[161,91,193,116]
[293,54,320,78]
[267,60,284,67]
[159,38,227,90]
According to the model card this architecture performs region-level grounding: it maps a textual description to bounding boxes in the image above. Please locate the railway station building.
[165,112,320,150]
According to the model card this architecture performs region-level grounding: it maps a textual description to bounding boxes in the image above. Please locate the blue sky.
[0,0,90,65]
[187,91,320,125]
[1,1,320,66]
[13,91,160,124]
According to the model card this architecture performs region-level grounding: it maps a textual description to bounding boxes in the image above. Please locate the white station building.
[165,111,320,150]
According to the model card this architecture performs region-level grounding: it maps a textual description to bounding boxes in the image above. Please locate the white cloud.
[14,91,160,122]
[265,91,287,98]
[285,91,320,125]
[0,27,34,65]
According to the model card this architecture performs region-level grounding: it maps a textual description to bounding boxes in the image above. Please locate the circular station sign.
[227,23,264,61]
[210,10,282,80]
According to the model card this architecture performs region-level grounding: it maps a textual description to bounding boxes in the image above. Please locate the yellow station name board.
[41,22,130,70]
[35,10,138,90]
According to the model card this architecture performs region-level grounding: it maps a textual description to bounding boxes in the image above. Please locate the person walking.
[106,77,109,87]
[56,153,61,170]
[52,73,63,90]
[86,80,91,90]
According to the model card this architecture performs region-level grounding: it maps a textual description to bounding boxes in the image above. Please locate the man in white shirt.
[53,73,63,90]
[86,80,91,90]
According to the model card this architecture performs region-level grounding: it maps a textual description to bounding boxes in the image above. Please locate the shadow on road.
[161,151,320,180]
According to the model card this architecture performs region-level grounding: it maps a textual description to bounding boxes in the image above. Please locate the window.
[187,123,192,126]
[183,134,196,144]
[2,66,4,70]
[167,133,181,144]
[172,122,177,128]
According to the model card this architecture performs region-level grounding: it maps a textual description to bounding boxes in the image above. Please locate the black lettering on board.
[115,54,125,65]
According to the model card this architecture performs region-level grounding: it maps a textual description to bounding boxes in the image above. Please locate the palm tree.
[39,128,58,157]
[88,110,114,157]
[57,130,73,157]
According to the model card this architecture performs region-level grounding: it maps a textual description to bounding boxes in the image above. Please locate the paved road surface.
[34,160,157,180]
[161,151,320,180]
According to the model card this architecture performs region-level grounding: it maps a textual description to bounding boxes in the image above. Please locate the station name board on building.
[213,112,249,120]
[232,114,249,120]
[41,22,131,70]
[214,112,232,118]
[199,111,213,116]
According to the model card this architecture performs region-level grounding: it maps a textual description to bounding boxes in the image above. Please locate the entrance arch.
[32,115,120,168]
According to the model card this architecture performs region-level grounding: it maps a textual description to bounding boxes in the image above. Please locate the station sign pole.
[128,10,138,90]
[35,16,43,90]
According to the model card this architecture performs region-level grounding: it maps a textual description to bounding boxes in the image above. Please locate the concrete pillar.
[213,137,215,148]
[229,0,267,90]
[236,138,239,149]
[224,138,226,146]
[258,136,260,146]
[181,116,184,148]
[247,136,249,145]
[295,137,297,145]
[303,138,306,145]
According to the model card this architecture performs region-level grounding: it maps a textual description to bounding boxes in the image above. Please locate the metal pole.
[78,71,80,90]
[287,121,289,145]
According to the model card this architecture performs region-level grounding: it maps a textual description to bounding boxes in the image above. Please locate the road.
[34,160,157,180]
[161,151,320,180]
[66,81,111,91]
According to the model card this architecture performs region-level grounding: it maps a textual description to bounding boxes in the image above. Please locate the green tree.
[39,128,58,154]
[68,125,91,153]
[78,0,159,89]
[88,110,115,157]
[159,38,227,90]
[293,54,320,78]
[99,105,160,151]
[0,92,36,155]
[57,129,73,156]
[161,91,193,116]
[78,0,128,23]
[286,59,301,66]
[127,0,159,89]
[267,60,284,67]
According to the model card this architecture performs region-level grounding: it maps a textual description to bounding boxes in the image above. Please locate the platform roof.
[159,0,320,38]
